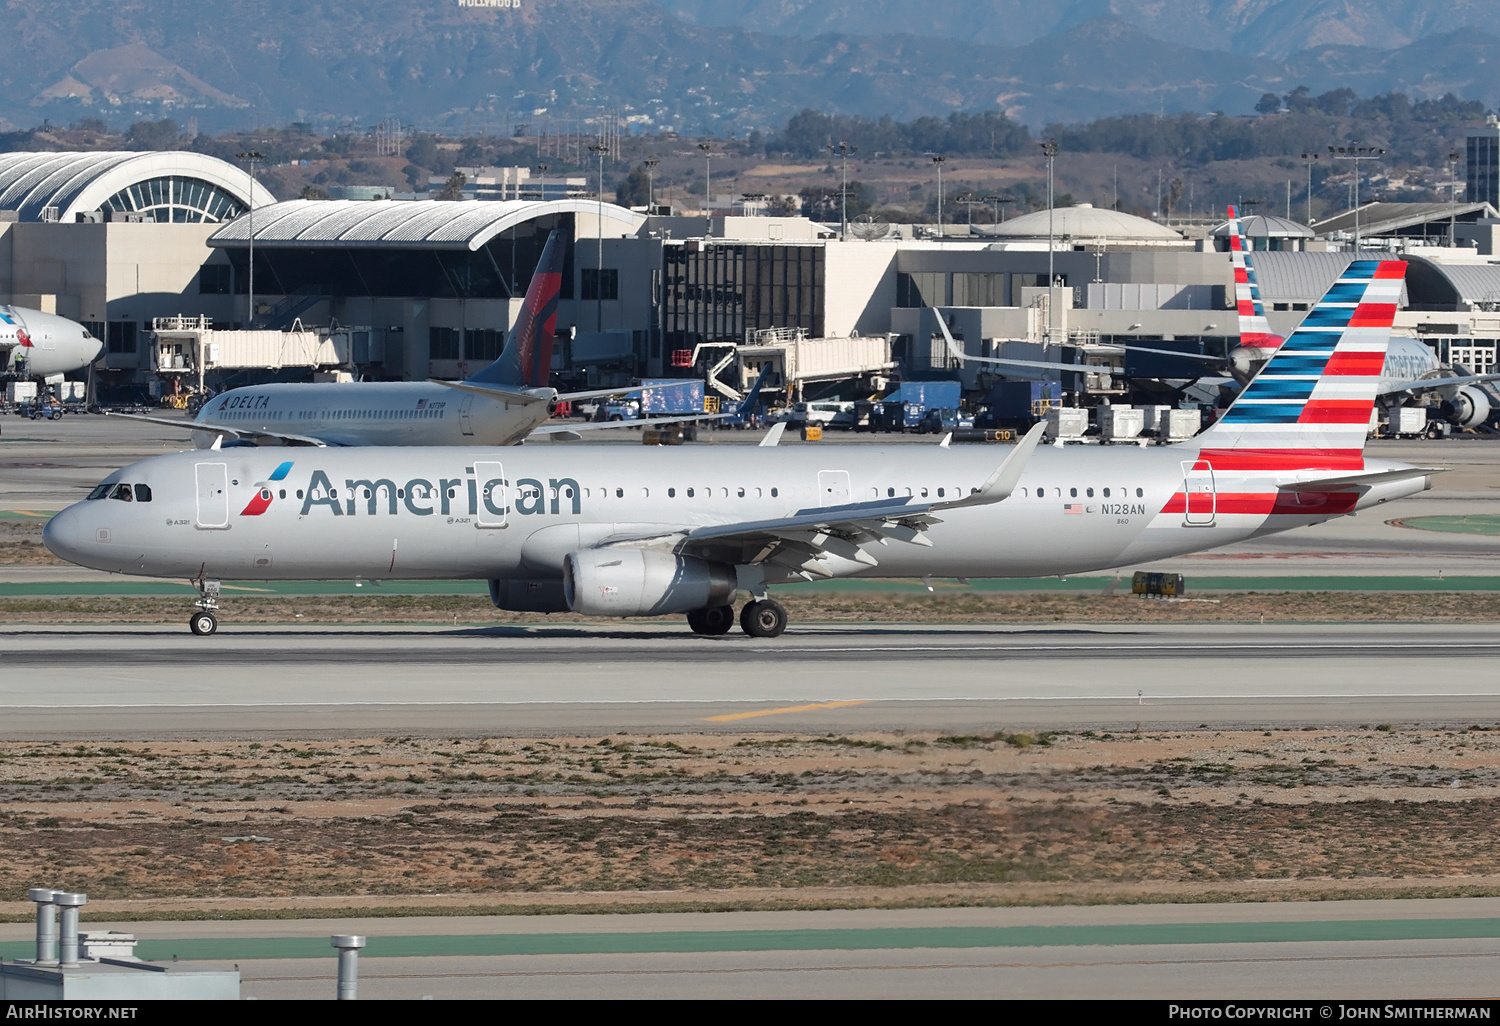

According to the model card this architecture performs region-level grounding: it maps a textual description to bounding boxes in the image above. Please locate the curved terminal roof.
[987,204,1184,241]
[208,198,646,251]
[1210,214,1314,239]
[0,151,275,222]
[1405,256,1500,310]
[1242,251,1409,306]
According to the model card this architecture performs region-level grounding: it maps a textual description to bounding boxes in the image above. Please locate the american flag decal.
[1063,503,1083,514]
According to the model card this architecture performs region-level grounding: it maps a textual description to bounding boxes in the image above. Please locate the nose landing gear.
[189,575,221,636]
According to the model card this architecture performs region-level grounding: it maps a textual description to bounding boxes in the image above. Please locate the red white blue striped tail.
[1225,205,1282,352]
[1195,258,1405,470]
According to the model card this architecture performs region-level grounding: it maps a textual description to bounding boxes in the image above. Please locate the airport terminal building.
[5,149,1500,401]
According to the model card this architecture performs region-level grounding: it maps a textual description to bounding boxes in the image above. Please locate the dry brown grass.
[4,727,1499,911]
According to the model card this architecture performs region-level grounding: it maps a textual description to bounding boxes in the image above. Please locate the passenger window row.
[577,487,783,499]
[1020,487,1145,498]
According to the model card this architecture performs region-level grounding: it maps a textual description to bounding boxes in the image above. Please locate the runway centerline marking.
[702,700,870,722]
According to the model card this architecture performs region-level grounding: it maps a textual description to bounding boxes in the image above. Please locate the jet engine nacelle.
[1442,386,1491,429]
[563,549,737,617]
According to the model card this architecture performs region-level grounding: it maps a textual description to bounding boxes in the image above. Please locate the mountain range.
[1,1,1497,135]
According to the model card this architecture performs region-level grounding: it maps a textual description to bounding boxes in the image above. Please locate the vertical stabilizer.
[1226,206,1282,354]
[466,230,565,387]
[1196,258,1405,469]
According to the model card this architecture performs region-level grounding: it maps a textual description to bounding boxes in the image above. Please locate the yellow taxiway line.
[701,700,869,722]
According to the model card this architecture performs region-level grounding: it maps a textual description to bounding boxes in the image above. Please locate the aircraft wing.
[1382,372,1500,396]
[598,423,1045,578]
[529,412,724,440]
[104,412,331,447]
[555,382,686,402]
[934,315,1225,368]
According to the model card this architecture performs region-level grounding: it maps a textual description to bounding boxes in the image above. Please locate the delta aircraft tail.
[466,229,565,389]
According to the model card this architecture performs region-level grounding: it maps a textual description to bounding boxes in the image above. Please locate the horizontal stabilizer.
[430,379,550,405]
[1282,467,1442,491]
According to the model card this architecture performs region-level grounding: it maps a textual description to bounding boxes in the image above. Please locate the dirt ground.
[4,727,1500,918]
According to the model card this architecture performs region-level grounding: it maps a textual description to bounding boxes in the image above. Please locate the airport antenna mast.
[235,151,263,328]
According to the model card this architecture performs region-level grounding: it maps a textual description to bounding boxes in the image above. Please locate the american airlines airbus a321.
[110,231,711,447]
[46,258,1436,638]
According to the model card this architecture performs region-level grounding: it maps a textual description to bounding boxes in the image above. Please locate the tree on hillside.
[435,171,466,200]
[615,165,651,207]
[126,119,180,150]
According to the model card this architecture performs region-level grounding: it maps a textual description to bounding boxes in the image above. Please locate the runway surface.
[3,901,1497,998]
[4,622,1498,735]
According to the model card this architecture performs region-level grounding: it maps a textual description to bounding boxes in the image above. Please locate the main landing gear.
[189,576,221,636]
[686,604,735,635]
[685,599,787,638]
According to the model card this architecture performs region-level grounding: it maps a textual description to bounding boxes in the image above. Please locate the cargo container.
[1165,408,1202,441]
[1044,407,1089,440]
[1384,406,1428,438]
[1096,404,1144,442]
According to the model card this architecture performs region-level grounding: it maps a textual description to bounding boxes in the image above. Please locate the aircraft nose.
[42,506,86,564]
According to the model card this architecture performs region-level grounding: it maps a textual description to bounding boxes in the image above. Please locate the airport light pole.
[698,141,714,237]
[1448,149,1462,247]
[1328,145,1385,251]
[983,194,1013,226]
[236,150,263,328]
[1039,139,1059,345]
[590,142,609,331]
[1300,152,1319,226]
[930,154,946,236]
[829,140,855,238]
[643,157,659,210]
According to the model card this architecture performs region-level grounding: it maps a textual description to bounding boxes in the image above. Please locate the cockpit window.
[111,484,133,502]
[86,483,113,500]
[134,484,152,503]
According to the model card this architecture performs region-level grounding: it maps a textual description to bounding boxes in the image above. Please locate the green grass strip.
[5,918,1499,962]
[7,576,1500,598]
[1397,515,1500,537]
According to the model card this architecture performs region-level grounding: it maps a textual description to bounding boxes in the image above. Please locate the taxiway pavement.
[2,622,1496,736]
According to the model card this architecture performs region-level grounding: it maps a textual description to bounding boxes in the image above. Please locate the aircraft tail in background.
[466,229,565,389]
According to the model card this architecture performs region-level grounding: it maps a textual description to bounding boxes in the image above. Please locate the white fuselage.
[44,442,1429,586]
[0,307,104,379]
[194,381,548,447]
